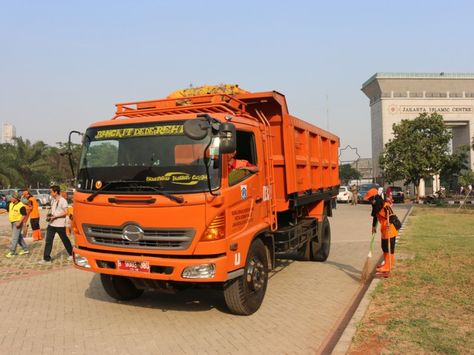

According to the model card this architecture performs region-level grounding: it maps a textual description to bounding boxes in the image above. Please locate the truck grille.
[83,224,195,250]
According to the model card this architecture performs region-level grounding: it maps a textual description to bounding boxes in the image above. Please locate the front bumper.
[73,247,231,282]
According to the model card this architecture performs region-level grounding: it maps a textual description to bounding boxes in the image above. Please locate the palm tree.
[0,144,22,187]
[9,137,52,187]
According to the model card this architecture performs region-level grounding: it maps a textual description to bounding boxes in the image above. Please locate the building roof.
[362,72,474,89]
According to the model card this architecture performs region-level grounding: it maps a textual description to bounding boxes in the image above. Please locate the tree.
[0,143,22,187]
[339,164,361,185]
[0,137,85,189]
[379,113,451,201]
[440,145,470,191]
[458,171,474,192]
[11,137,53,187]
[48,142,83,186]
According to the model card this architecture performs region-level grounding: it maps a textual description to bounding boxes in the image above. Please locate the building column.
[418,179,425,198]
[433,175,440,192]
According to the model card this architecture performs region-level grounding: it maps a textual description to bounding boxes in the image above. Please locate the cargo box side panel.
[329,137,339,188]
[310,131,323,191]
[294,124,310,193]
[289,116,340,194]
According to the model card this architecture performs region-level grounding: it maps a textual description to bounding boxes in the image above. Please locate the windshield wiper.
[86,181,184,204]
[133,185,184,204]
[86,180,137,202]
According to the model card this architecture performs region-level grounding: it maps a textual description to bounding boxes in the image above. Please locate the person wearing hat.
[364,187,398,275]
[0,192,30,258]
[22,188,43,241]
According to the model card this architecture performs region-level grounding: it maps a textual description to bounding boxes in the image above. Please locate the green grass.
[349,207,474,355]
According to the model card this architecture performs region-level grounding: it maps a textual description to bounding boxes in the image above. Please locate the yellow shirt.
[8,202,26,223]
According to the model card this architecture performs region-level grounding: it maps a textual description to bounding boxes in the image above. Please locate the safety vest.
[28,196,40,219]
[376,202,398,239]
[8,202,26,223]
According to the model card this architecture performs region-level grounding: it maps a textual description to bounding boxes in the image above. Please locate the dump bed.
[236,91,339,211]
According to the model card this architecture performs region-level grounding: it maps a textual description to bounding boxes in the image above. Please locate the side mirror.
[219,122,236,154]
[183,119,210,140]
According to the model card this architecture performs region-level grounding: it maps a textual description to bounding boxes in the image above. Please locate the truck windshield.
[77,120,220,194]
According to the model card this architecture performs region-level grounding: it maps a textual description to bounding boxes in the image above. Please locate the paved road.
[0,203,409,354]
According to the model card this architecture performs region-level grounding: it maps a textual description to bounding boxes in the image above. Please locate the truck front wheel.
[311,216,331,261]
[224,239,268,315]
[100,274,144,301]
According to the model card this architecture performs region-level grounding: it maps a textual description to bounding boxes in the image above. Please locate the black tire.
[100,274,144,301]
[311,216,331,261]
[298,240,311,261]
[223,239,268,315]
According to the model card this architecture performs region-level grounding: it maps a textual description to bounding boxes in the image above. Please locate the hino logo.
[122,224,144,242]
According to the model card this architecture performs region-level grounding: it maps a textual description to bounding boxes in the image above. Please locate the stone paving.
[0,210,74,284]
[0,204,409,354]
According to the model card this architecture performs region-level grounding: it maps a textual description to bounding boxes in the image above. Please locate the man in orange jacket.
[364,187,398,274]
[22,189,42,241]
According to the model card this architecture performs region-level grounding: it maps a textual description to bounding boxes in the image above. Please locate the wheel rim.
[245,257,265,292]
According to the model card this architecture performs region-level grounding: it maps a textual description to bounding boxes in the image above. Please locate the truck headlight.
[74,253,91,268]
[182,264,216,279]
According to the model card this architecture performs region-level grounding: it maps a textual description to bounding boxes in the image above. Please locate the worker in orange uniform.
[364,188,398,276]
[22,189,42,241]
[228,150,259,173]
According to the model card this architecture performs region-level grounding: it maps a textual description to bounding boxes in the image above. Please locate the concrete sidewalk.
[0,204,409,354]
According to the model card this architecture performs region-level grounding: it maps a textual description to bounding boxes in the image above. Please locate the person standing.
[38,185,73,264]
[0,193,30,258]
[385,186,393,206]
[364,188,398,275]
[22,189,43,241]
[350,184,358,205]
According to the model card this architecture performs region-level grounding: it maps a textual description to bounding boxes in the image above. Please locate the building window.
[449,92,463,98]
[465,92,474,98]
[425,92,447,98]
[381,92,391,98]
[409,92,423,98]
[393,92,408,97]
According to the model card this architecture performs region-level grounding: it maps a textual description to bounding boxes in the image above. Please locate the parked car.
[337,186,353,203]
[389,186,405,203]
[31,188,51,207]
[358,183,380,203]
[0,189,17,201]
[0,195,7,209]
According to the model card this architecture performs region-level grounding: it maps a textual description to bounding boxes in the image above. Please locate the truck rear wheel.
[311,216,331,261]
[100,274,144,301]
[223,239,268,315]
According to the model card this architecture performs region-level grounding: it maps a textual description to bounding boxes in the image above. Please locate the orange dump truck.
[71,86,339,315]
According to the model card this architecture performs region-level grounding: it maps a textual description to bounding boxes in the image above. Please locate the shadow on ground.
[83,257,297,314]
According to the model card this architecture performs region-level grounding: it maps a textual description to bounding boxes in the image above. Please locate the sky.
[1,0,473,158]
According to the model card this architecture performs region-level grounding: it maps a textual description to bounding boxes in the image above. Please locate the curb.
[329,204,413,354]
[331,278,380,354]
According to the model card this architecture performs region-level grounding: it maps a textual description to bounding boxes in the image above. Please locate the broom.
[360,233,376,282]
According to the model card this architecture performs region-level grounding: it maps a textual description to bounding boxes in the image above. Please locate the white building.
[362,72,474,196]
[2,123,16,144]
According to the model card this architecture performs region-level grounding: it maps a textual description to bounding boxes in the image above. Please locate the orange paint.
[71,86,340,313]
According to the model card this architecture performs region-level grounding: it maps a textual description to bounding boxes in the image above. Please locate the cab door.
[226,129,268,236]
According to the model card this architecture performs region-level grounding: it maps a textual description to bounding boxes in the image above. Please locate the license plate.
[117,260,150,273]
